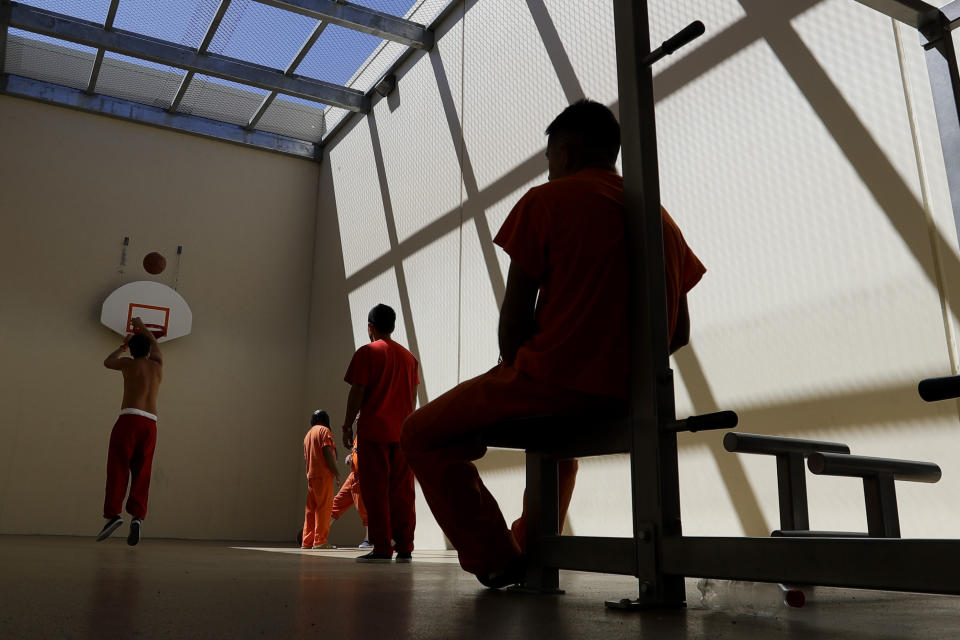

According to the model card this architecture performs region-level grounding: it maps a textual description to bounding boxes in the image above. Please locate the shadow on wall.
[326,0,960,538]
[304,158,369,547]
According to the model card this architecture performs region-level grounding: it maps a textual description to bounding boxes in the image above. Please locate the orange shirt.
[304,425,336,479]
[344,339,420,443]
[494,168,705,399]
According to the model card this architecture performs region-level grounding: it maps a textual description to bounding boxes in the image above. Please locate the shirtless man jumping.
[97,317,163,546]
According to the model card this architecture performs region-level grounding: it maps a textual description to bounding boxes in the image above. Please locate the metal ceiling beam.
[320,0,463,148]
[170,0,231,113]
[9,3,369,112]
[85,0,120,95]
[940,0,960,26]
[247,21,328,130]
[255,0,433,49]
[0,74,318,159]
[852,0,940,31]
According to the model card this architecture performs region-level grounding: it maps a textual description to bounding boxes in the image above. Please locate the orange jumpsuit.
[345,338,420,556]
[302,424,337,548]
[331,449,367,526]
[402,168,706,576]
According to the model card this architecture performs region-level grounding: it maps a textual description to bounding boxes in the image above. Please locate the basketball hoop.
[125,303,170,338]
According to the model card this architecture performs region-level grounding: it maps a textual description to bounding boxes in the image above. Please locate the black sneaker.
[395,552,412,563]
[355,551,392,563]
[477,555,526,589]
[127,518,142,546]
[96,516,123,541]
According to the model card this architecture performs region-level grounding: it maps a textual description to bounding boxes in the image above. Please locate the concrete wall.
[0,96,320,540]
[313,0,960,547]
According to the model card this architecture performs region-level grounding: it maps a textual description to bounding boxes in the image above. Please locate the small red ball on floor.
[143,252,166,275]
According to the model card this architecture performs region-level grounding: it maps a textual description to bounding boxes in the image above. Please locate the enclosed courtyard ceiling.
[0,0,455,159]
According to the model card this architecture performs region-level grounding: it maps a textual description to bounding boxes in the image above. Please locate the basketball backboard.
[101,281,192,342]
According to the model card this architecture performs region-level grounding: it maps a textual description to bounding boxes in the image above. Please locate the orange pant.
[357,438,416,556]
[331,471,368,526]
[401,364,620,576]
[302,473,334,547]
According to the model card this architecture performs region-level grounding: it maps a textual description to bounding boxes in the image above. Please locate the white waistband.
[120,408,158,421]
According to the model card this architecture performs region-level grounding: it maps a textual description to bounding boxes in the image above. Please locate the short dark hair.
[368,303,396,334]
[545,99,621,166]
[311,410,330,427]
[128,333,151,359]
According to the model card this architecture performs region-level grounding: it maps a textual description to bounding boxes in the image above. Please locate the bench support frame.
[506,0,960,607]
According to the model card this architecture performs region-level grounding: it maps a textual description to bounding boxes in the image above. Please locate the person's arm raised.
[498,262,539,367]
[131,317,163,366]
[103,335,132,370]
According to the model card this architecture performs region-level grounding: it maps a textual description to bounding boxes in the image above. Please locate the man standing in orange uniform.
[302,410,341,549]
[342,304,420,562]
[401,100,706,587]
[330,446,370,547]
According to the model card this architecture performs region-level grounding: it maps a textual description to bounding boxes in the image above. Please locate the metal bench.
[724,432,941,539]
[480,409,738,593]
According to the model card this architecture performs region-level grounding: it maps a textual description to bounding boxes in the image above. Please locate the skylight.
[1,0,449,158]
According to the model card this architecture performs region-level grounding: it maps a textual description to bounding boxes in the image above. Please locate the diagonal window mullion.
[85,0,121,95]
[170,0,233,113]
[247,20,328,130]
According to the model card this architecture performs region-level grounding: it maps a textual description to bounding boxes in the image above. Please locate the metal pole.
[920,13,960,254]
[610,0,684,609]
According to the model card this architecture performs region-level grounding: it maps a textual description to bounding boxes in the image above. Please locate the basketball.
[143,252,166,275]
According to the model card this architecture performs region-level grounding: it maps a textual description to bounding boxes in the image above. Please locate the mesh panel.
[257,96,326,142]
[96,53,186,109]
[294,24,384,86]
[407,0,454,24]
[351,0,417,15]
[177,75,271,126]
[113,0,221,49]
[350,40,407,92]
[4,30,97,90]
[17,0,111,23]
[323,107,350,134]
[209,0,320,70]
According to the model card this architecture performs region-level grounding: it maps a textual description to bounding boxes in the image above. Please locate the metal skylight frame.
[0,0,434,159]
[84,0,118,94]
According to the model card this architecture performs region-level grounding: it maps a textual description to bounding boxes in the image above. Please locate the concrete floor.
[1,536,958,639]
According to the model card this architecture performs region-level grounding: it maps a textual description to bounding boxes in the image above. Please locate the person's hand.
[131,317,147,333]
[344,453,352,466]
[342,424,354,448]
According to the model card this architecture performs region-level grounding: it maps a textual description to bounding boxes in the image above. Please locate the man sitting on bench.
[401,99,706,588]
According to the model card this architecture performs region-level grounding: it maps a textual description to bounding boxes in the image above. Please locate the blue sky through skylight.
[18,0,110,24]
[114,0,221,49]
[294,24,383,86]
[10,0,435,139]
[209,0,319,70]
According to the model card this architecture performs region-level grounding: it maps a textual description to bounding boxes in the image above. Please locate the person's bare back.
[119,357,162,414]
[104,317,163,415]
